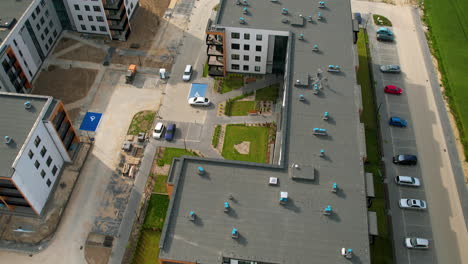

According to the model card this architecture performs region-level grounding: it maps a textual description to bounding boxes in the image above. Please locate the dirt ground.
[58,44,107,64]
[32,65,98,104]
[111,53,172,69]
[52,38,80,55]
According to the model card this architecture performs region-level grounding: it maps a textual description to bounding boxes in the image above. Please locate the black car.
[393,154,417,165]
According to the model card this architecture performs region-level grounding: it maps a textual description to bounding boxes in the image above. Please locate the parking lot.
[354,2,468,263]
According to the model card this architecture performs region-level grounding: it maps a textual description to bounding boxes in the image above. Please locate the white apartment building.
[0,92,80,216]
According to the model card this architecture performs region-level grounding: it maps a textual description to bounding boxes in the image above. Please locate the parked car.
[165,123,176,141]
[389,117,407,127]
[188,97,210,106]
[354,12,362,24]
[384,85,403,95]
[393,154,417,165]
[376,27,394,36]
[380,65,401,73]
[405,238,429,249]
[377,33,394,41]
[153,122,165,139]
[182,65,193,81]
[395,176,421,187]
[399,198,427,210]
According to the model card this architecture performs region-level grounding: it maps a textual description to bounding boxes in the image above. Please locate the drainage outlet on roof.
[4,136,12,144]
[24,101,32,109]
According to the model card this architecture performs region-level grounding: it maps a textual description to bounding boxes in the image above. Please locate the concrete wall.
[64,0,110,37]
[12,121,65,214]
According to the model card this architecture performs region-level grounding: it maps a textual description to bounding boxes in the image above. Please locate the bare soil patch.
[111,54,172,69]
[53,37,80,54]
[58,44,107,64]
[32,66,98,104]
[234,141,251,155]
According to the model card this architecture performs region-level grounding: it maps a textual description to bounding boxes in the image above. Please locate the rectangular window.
[40,17,45,25]
[255,66,260,72]
[40,170,46,178]
[35,6,41,15]
[41,34,45,40]
[74,4,79,11]
[243,65,249,71]
[46,179,51,187]
[231,32,240,39]
[45,10,49,18]
[93,6,101,12]
[28,70,32,76]
[32,13,36,20]
[46,156,52,167]
[28,150,34,159]
[243,55,249,61]
[53,30,57,37]
[231,43,240,50]
[13,39,17,46]
[256,34,262,41]
[48,37,53,45]
[232,64,240,70]
[255,56,261,62]
[36,24,40,30]
[244,44,250,51]
[231,54,239,60]
[88,16,94,21]
[52,165,58,176]
[45,43,49,50]
[85,5,90,11]
[96,16,104,22]
[34,136,41,147]
[40,0,45,7]
[99,26,106,32]
[40,146,47,157]
[44,27,49,35]
[244,33,250,40]
[81,25,87,31]
[18,50,23,57]
[49,20,53,28]
[256,45,262,52]
[91,25,96,31]
[77,15,83,21]
[35,160,40,169]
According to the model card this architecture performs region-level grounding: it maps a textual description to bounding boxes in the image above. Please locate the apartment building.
[0,92,80,216]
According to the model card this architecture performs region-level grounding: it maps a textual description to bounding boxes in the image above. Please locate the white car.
[188,97,210,106]
[153,122,165,139]
[405,237,429,249]
[182,65,193,81]
[395,176,420,187]
[399,199,427,210]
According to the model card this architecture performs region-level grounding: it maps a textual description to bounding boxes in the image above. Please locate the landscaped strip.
[255,83,279,101]
[153,174,168,194]
[156,148,198,166]
[212,125,222,148]
[423,0,468,160]
[127,111,156,135]
[222,124,269,163]
[216,74,244,94]
[373,14,392,26]
[357,29,394,264]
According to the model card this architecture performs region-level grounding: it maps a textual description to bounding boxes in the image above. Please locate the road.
[352,1,468,264]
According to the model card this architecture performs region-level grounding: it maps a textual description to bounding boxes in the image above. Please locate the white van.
[182,65,193,81]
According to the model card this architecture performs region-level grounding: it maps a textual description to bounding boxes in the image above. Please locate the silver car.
[380,65,401,73]
[188,97,210,106]
[399,199,427,210]
[405,237,429,249]
[395,176,421,187]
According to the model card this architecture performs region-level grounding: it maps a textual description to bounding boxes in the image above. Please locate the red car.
[384,85,403,95]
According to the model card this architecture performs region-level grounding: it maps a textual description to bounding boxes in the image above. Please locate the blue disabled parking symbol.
[79,112,103,132]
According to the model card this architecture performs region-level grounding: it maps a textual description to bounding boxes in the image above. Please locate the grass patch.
[222,124,269,163]
[213,3,220,11]
[128,111,156,135]
[224,92,254,116]
[202,63,209,77]
[143,194,170,230]
[212,125,222,148]
[153,174,168,194]
[373,14,393,26]
[255,83,279,101]
[229,101,256,116]
[423,0,468,160]
[357,29,393,264]
[218,74,244,94]
[157,148,198,166]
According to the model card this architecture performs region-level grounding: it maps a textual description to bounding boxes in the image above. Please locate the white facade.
[224,27,288,74]
[12,121,65,214]
[125,0,139,18]
[65,0,110,36]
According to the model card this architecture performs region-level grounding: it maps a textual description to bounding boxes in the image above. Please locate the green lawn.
[222,124,269,163]
[229,101,256,116]
[357,29,394,264]
[373,14,392,26]
[212,125,222,148]
[424,0,468,160]
[153,174,168,194]
[143,194,170,230]
[157,148,198,166]
[255,83,280,101]
[127,111,156,135]
[220,75,244,94]
[202,63,209,77]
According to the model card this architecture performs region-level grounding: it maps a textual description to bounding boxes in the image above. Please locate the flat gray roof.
[160,0,371,262]
[0,92,50,177]
[0,0,34,43]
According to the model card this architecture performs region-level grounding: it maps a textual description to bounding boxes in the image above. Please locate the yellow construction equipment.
[125,64,137,84]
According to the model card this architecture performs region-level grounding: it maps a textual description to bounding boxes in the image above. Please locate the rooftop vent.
[0,18,17,30]
[4,136,12,144]
[24,101,32,109]
[239,17,246,24]
[231,228,239,239]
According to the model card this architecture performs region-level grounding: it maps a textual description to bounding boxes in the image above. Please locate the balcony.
[208,56,224,66]
[109,17,128,31]
[107,4,126,20]
[208,65,224,76]
[207,46,223,56]
[206,34,223,46]
[104,0,123,10]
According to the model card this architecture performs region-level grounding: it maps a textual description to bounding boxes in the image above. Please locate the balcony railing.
[206,34,223,46]
[109,17,128,30]
[208,56,224,66]
[207,46,223,56]
[104,0,123,10]
[107,4,126,20]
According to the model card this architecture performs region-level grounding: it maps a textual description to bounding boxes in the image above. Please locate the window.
[255,56,261,62]
[28,150,34,159]
[46,156,52,167]
[45,44,49,50]
[34,136,41,147]
[255,66,260,72]
[41,34,45,40]
[243,55,249,61]
[28,70,32,76]
[35,160,40,169]
[256,34,262,41]
[49,20,54,28]
[13,39,17,46]
[45,10,49,18]
[243,44,250,51]
[231,32,240,39]
[244,33,250,40]
[52,165,58,176]
[74,4,79,11]
[231,54,239,60]
[40,170,46,178]
[231,43,240,50]
[81,25,87,31]
[88,16,94,21]
[48,37,53,45]
[99,26,106,32]
[232,64,240,70]
[96,16,104,22]
[32,13,36,20]
[35,6,41,15]
[85,5,90,11]
[77,15,83,21]
[91,25,96,31]
[40,146,47,157]
[93,6,101,12]
[243,65,249,71]
[131,2,134,8]
[256,45,262,52]
[36,24,40,30]
[53,30,57,37]
[40,0,45,7]
[40,17,45,25]
[44,27,49,35]
[18,50,23,57]
[46,179,51,187]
